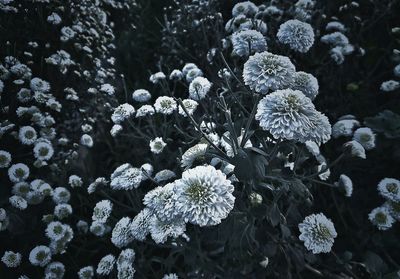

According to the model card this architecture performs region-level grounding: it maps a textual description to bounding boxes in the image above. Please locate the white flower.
[117,249,135,266]
[52,187,71,204]
[231,30,267,57]
[130,208,153,241]
[181,144,208,169]
[169,69,183,81]
[298,213,337,254]
[111,124,123,137]
[92,200,113,223]
[8,163,29,183]
[54,204,72,219]
[117,262,136,279]
[335,174,353,197]
[19,126,37,145]
[232,1,258,17]
[149,72,166,84]
[30,77,50,93]
[80,134,93,147]
[173,165,235,227]
[162,273,179,279]
[33,140,54,161]
[46,221,67,241]
[143,183,180,221]
[69,175,83,188]
[100,83,115,95]
[0,150,12,168]
[78,266,94,279]
[154,169,176,183]
[326,21,346,32]
[149,137,167,154]
[188,77,212,100]
[136,105,155,117]
[343,140,366,159]
[255,89,331,144]
[377,178,400,202]
[380,80,400,92]
[9,195,27,210]
[1,251,22,268]
[90,221,107,237]
[321,32,349,47]
[149,217,186,244]
[112,217,134,248]
[96,254,115,275]
[47,12,62,25]
[182,63,199,76]
[110,163,143,190]
[277,19,315,53]
[332,119,360,138]
[132,89,151,102]
[154,96,177,115]
[45,262,65,279]
[112,103,136,124]
[353,127,375,150]
[243,51,296,94]
[185,68,203,83]
[291,71,319,100]
[368,206,395,230]
[178,99,198,116]
[394,64,400,77]
[29,245,52,267]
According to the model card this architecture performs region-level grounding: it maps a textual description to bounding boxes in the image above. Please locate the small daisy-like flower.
[117,262,136,279]
[380,80,400,92]
[154,169,176,183]
[298,213,337,254]
[47,12,62,25]
[117,249,135,267]
[69,175,83,188]
[130,208,153,241]
[169,69,183,81]
[54,203,73,220]
[30,77,50,93]
[111,124,123,137]
[0,150,12,168]
[188,77,212,101]
[232,1,258,17]
[185,68,203,83]
[46,221,67,241]
[377,178,400,202]
[335,174,353,197]
[243,51,296,94]
[100,84,115,95]
[181,144,208,169]
[386,201,400,220]
[76,220,89,234]
[1,251,22,268]
[78,266,94,279]
[149,217,186,244]
[136,105,155,117]
[52,187,71,204]
[29,245,52,267]
[92,200,113,223]
[80,134,93,147]
[182,63,199,76]
[132,89,151,102]
[343,140,366,159]
[33,140,54,161]
[9,195,28,210]
[149,72,166,84]
[19,126,37,145]
[162,273,179,279]
[96,254,115,276]
[369,206,395,230]
[291,71,319,100]
[154,96,177,115]
[90,221,107,237]
[8,163,29,183]
[178,99,198,116]
[110,163,143,190]
[149,137,167,154]
[332,119,360,138]
[353,127,375,150]
[45,262,65,279]
[112,103,136,124]
[231,30,267,57]
[143,183,179,221]
[111,217,134,248]
[277,19,315,53]
[173,165,235,226]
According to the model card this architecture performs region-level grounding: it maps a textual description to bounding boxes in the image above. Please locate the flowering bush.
[1,0,400,278]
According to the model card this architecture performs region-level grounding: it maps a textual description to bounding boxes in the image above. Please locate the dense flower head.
[299,213,337,254]
[130,208,153,241]
[377,178,400,202]
[149,137,167,154]
[112,103,136,124]
[110,163,143,190]
[336,174,353,197]
[277,19,315,53]
[188,77,212,100]
[1,251,22,268]
[8,163,30,183]
[231,30,267,57]
[136,105,155,117]
[255,89,331,144]
[291,71,319,100]
[132,89,151,102]
[33,140,54,161]
[29,245,52,267]
[243,51,296,94]
[173,165,235,226]
[149,217,186,244]
[111,217,134,248]
[353,127,375,150]
[369,206,395,230]
[154,96,177,115]
[232,1,258,17]
[78,266,94,279]
[0,150,12,168]
[19,126,37,145]
[343,140,366,159]
[45,261,65,279]
[143,183,180,221]
[181,143,208,169]
[96,254,115,275]
[332,119,360,138]
[92,200,113,223]
[178,99,198,116]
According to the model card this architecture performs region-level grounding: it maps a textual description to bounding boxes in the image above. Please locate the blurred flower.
[277,19,314,53]
[29,245,52,267]
[343,140,366,159]
[291,71,319,100]
[353,127,375,150]
[231,30,267,57]
[368,206,395,230]
[1,251,22,268]
[0,150,12,168]
[335,174,353,197]
[92,200,113,223]
[112,103,136,124]
[132,89,151,102]
[149,137,167,154]
[232,1,258,17]
[181,143,208,169]
[188,77,212,100]
[377,178,400,202]
[96,254,115,276]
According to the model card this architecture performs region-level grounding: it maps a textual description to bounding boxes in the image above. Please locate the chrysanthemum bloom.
[243,51,296,94]
[69,175,83,188]
[298,213,337,254]
[321,32,349,47]
[277,19,315,53]
[136,105,155,118]
[332,118,360,138]
[0,150,12,168]
[80,134,93,147]
[92,200,113,223]
[173,165,235,227]
[100,83,115,95]
[144,183,180,221]
[178,99,198,116]
[335,174,353,197]
[111,217,134,248]
[231,30,267,57]
[111,103,136,124]
[33,140,54,161]
[326,21,346,32]
[117,249,135,266]
[149,137,167,154]
[182,63,199,76]
[188,77,212,101]
[54,204,72,219]
[255,89,331,144]
[368,206,395,230]
[343,140,366,159]
[149,217,187,244]
[96,254,115,276]
[1,251,22,268]
[9,195,28,210]
[394,64,400,77]
[162,273,179,279]
[46,221,67,241]
[132,89,151,102]
[154,169,176,183]
[30,77,50,93]
[45,262,65,279]
[29,245,52,267]
[291,71,319,100]
[181,144,208,169]
[110,163,143,190]
[386,201,400,221]
[90,221,107,237]
[353,127,375,150]
[377,178,400,202]
[47,12,62,25]
[78,266,94,279]
[110,124,123,137]
[169,69,183,81]
[380,80,400,92]
[117,262,136,279]
[154,96,177,115]
[19,126,37,145]
[185,68,204,83]
[149,72,166,84]
[52,187,71,204]
[130,208,153,241]
[232,1,258,17]
[8,163,29,183]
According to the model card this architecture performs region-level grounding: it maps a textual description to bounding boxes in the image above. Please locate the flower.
[92,200,113,223]
[80,134,93,147]
[232,1,258,16]
[231,30,267,57]
[143,183,180,221]
[149,72,166,84]
[255,89,331,144]
[335,174,353,197]
[136,105,155,117]
[149,217,186,244]
[111,124,123,137]
[0,150,12,168]
[78,266,94,279]
[380,80,400,92]
[173,165,235,226]
[162,274,179,279]
[377,178,400,202]
[96,254,115,275]
[353,127,375,150]
[46,221,67,241]
[298,213,337,254]
[110,163,143,190]
[149,137,167,154]
[291,71,319,100]
[54,204,73,219]
[181,144,208,169]
[100,84,115,95]
[277,19,315,53]
[332,119,360,138]
[368,206,395,230]
[9,195,27,210]
[8,163,29,183]
[52,187,71,204]
[117,249,135,266]
[69,175,83,188]
[188,77,212,100]
[30,77,50,93]
[45,262,65,279]
[243,51,296,94]
[90,221,107,237]
[111,217,134,248]
[132,89,151,102]
[343,140,366,159]
[19,126,37,145]
[33,140,54,161]
[1,251,22,268]
[154,169,176,183]
[169,69,183,81]
[117,262,136,279]
[185,68,203,83]
[29,245,52,267]
[154,96,177,115]
[321,32,349,47]
[111,103,136,124]
[178,99,198,116]
[130,208,153,241]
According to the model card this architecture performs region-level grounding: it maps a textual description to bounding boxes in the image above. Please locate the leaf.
[364,110,400,138]
[363,251,388,276]
[269,203,281,227]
